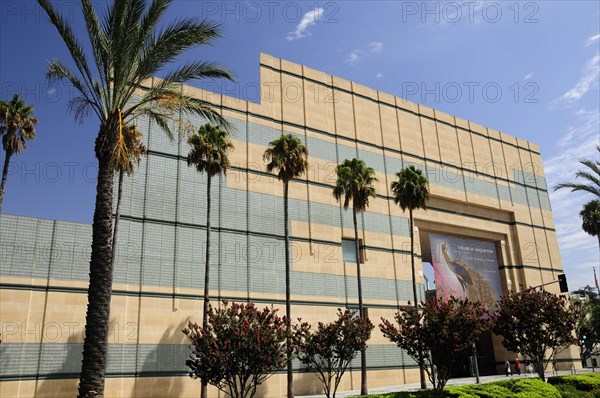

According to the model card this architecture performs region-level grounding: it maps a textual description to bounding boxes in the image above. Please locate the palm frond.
[0,94,39,154]
[163,61,233,84]
[391,166,429,212]
[554,182,600,197]
[47,59,102,119]
[136,18,223,80]
[68,96,97,124]
[146,110,174,139]
[187,123,233,177]
[575,170,600,188]
[578,160,600,179]
[81,0,109,90]
[333,158,377,212]
[37,0,98,108]
[263,134,308,182]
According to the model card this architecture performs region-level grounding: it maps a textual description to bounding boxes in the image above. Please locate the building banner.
[429,233,502,309]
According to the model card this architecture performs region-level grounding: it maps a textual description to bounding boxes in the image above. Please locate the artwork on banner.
[429,233,502,309]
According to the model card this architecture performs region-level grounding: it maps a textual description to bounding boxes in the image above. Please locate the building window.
[342,238,364,263]
[347,306,368,319]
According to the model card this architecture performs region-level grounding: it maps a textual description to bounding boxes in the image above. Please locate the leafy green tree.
[38,0,232,395]
[554,146,600,198]
[187,123,233,398]
[263,134,308,398]
[580,199,600,250]
[390,165,429,388]
[184,300,290,398]
[572,290,600,371]
[493,289,579,382]
[572,285,599,300]
[0,94,39,213]
[332,158,377,396]
[295,309,373,398]
[380,296,491,394]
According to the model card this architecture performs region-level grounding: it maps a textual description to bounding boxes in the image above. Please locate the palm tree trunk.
[78,125,117,398]
[110,170,124,269]
[0,150,13,214]
[353,208,368,396]
[201,173,212,398]
[409,209,427,390]
[284,180,294,398]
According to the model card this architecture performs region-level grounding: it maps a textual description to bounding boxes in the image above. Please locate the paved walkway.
[297,368,595,397]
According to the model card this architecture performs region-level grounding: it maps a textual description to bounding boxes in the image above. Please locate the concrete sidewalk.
[297,368,595,397]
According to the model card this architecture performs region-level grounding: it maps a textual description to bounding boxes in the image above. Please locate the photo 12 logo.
[400,2,540,24]
[199,1,339,24]
[400,81,539,104]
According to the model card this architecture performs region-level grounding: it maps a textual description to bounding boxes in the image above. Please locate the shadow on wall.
[294,368,323,396]
[131,322,189,398]
[34,333,81,398]
[30,320,190,397]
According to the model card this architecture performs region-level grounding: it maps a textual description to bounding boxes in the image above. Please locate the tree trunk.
[0,149,13,214]
[201,173,212,398]
[353,208,368,396]
[110,171,124,269]
[284,181,294,398]
[536,360,545,382]
[410,209,427,390]
[78,123,117,398]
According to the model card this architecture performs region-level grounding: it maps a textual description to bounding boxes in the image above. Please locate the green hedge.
[447,378,561,398]
[548,373,600,391]
[364,377,562,398]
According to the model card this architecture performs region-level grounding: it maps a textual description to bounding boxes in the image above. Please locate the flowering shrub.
[492,289,579,382]
[183,300,289,398]
[380,296,492,393]
[295,309,373,398]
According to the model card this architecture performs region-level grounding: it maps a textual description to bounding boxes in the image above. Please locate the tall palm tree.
[38,1,232,396]
[390,165,429,390]
[554,146,600,198]
[332,158,377,396]
[263,134,308,398]
[581,199,600,251]
[187,123,233,398]
[0,94,39,213]
[110,124,146,269]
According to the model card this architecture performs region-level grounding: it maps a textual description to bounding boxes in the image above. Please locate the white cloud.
[524,72,534,80]
[544,107,600,290]
[585,33,600,47]
[552,54,600,105]
[376,73,384,79]
[344,42,384,65]
[369,42,383,53]
[286,8,324,41]
[345,50,361,65]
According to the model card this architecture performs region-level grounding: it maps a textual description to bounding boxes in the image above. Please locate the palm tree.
[187,123,233,398]
[390,165,429,390]
[38,0,232,396]
[110,124,146,269]
[332,158,377,396]
[581,199,600,251]
[263,134,308,398]
[0,94,39,213]
[554,146,600,198]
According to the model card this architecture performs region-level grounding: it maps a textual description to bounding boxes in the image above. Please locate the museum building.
[0,54,578,397]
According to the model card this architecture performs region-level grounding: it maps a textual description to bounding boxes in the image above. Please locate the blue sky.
[1,1,598,291]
